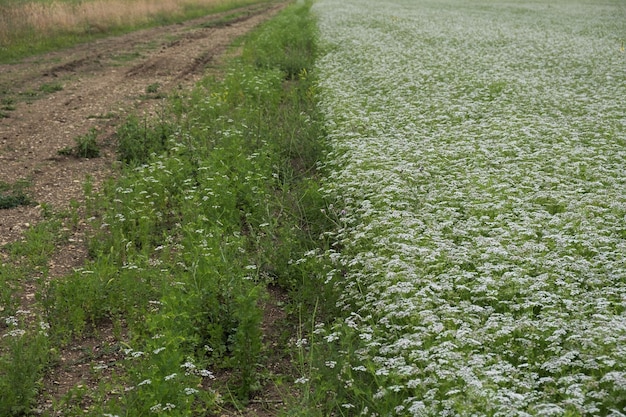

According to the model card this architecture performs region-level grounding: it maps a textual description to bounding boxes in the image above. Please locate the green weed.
[0,180,32,209]
[110,51,142,63]
[0,322,51,416]
[115,114,173,165]
[0,202,89,416]
[1,97,16,113]
[38,81,63,94]
[145,82,160,94]
[242,2,317,79]
[59,128,100,158]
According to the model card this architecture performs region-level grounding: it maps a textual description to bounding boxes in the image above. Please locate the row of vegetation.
[0,0,273,63]
[0,2,336,415]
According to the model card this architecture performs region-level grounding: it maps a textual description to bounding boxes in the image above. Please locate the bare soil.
[0,2,292,415]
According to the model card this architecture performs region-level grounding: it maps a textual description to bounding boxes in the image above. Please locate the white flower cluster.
[313,0,626,415]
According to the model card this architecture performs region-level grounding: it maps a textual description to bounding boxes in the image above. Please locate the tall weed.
[0,324,50,416]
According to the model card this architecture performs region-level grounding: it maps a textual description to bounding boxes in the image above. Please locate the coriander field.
[311,0,626,415]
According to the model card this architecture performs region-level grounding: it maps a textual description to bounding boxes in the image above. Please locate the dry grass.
[0,0,256,46]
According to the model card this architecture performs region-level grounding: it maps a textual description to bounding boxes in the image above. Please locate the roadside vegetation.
[0,1,329,415]
[0,0,273,63]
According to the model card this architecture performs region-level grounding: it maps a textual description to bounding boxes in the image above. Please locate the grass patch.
[142,82,167,99]
[38,81,63,94]
[0,180,32,209]
[1,97,16,112]
[58,128,101,158]
[110,51,142,63]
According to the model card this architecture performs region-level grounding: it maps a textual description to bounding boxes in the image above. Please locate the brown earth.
[0,2,293,415]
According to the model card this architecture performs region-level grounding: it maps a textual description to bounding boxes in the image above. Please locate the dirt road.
[0,1,285,250]
[0,3,287,414]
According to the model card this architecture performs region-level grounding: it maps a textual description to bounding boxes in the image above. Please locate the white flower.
[3,329,25,338]
[4,316,18,326]
[199,369,214,379]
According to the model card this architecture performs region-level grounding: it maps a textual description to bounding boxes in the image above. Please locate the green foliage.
[41,256,163,343]
[115,114,173,165]
[38,81,63,94]
[74,128,100,158]
[0,180,32,209]
[0,97,16,118]
[59,128,101,158]
[5,216,65,269]
[229,285,264,398]
[145,82,160,94]
[0,205,88,416]
[0,189,30,209]
[35,1,329,414]
[0,264,22,319]
[0,325,50,416]
[242,0,317,79]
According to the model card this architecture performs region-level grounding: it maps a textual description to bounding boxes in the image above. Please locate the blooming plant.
[312,0,626,415]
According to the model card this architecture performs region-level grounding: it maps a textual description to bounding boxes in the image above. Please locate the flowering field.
[312,0,626,415]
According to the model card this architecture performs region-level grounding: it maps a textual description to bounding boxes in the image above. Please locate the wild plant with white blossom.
[311,0,626,415]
